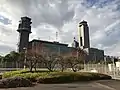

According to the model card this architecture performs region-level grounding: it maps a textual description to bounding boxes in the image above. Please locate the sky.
[0,0,120,56]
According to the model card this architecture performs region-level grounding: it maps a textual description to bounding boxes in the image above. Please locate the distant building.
[78,20,90,49]
[28,39,78,56]
[17,17,104,62]
[89,48,104,61]
[16,17,82,57]
[17,16,32,52]
[78,20,104,61]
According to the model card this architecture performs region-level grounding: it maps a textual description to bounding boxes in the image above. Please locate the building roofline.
[90,47,104,51]
[29,39,68,46]
[79,20,87,24]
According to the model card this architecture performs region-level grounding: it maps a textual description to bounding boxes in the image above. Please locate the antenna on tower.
[49,36,50,40]
[56,31,58,41]
[38,37,40,40]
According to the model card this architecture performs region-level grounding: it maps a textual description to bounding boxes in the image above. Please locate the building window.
[80,37,83,46]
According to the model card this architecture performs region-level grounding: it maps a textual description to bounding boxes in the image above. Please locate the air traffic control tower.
[17,16,32,52]
[78,20,90,54]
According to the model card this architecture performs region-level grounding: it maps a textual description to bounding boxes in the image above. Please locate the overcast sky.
[0,0,120,56]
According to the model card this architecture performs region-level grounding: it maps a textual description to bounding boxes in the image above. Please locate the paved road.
[1,80,120,90]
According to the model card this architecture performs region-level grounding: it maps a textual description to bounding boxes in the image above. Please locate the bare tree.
[41,51,58,72]
[56,55,67,72]
[65,56,79,72]
[65,48,86,72]
[25,49,43,72]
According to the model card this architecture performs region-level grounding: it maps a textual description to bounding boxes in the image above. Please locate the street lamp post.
[104,56,107,74]
[94,52,97,70]
[23,47,27,70]
[84,56,86,71]
[112,57,116,78]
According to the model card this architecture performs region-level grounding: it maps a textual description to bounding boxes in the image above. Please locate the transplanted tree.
[57,55,67,72]
[41,51,58,72]
[25,49,43,72]
[65,48,86,72]
[65,56,80,72]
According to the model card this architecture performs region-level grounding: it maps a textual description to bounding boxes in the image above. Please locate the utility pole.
[23,47,27,70]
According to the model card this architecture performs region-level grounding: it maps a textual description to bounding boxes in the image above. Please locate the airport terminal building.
[17,16,104,62]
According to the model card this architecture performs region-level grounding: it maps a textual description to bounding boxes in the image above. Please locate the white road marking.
[94,82,116,90]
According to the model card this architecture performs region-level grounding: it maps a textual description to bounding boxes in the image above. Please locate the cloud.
[0,45,15,56]
[0,15,11,25]
[0,0,120,56]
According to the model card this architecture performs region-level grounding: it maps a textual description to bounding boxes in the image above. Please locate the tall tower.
[78,20,90,49]
[17,16,32,52]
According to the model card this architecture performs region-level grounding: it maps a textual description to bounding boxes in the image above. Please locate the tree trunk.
[72,66,77,72]
[29,61,33,72]
[34,65,37,72]
[61,66,64,72]
[61,68,64,72]
[30,66,33,72]
[48,67,53,72]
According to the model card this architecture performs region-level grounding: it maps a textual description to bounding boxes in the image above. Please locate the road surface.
[1,80,120,90]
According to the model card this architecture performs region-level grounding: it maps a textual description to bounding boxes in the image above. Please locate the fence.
[0,61,120,79]
[82,62,120,79]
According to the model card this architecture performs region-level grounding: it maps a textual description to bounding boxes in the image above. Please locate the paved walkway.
[1,80,120,90]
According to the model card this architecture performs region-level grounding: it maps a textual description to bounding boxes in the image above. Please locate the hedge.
[2,71,112,84]
[37,72,112,83]
[0,77,32,88]
[2,70,27,78]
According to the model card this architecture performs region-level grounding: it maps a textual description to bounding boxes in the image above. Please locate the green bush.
[2,71,112,84]
[2,70,27,78]
[2,70,49,79]
[13,73,48,82]
[37,72,112,83]
[37,75,72,83]
[0,77,32,88]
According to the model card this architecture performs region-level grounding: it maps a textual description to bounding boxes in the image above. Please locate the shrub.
[37,72,112,83]
[37,75,73,83]
[2,71,112,84]
[0,77,32,88]
[2,70,49,79]
[2,70,27,78]
[13,73,48,82]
